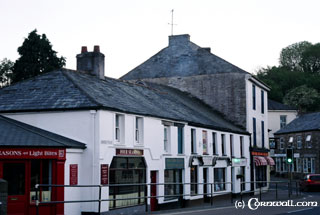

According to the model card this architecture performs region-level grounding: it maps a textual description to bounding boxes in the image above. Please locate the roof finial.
[168,9,177,36]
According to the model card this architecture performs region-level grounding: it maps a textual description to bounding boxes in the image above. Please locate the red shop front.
[0,148,66,215]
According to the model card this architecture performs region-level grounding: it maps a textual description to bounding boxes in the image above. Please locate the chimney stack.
[76,45,105,79]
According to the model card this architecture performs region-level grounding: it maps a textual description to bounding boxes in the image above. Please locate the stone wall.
[140,72,247,129]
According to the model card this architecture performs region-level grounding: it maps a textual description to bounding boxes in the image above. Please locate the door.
[3,162,27,215]
[150,171,158,211]
[203,168,209,202]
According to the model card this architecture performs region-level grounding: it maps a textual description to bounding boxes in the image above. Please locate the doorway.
[150,171,158,211]
[203,168,209,202]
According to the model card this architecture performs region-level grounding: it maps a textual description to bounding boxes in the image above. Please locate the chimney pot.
[94,45,100,52]
[81,46,88,53]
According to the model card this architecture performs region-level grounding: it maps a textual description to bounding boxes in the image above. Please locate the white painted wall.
[268,110,297,138]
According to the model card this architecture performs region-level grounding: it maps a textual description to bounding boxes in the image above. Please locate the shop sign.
[116,149,143,156]
[165,158,184,169]
[0,148,66,160]
[101,164,109,185]
[274,154,286,157]
[202,156,213,166]
[232,158,247,166]
[70,164,78,185]
[251,151,268,156]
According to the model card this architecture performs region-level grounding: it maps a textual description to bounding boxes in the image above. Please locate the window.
[303,158,315,173]
[230,135,234,157]
[261,90,264,114]
[164,169,182,200]
[306,135,312,148]
[135,117,143,144]
[279,137,284,149]
[256,166,267,188]
[311,158,315,173]
[280,115,287,129]
[214,168,226,191]
[221,134,226,155]
[115,114,124,142]
[109,157,146,209]
[261,121,265,148]
[240,136,244,157]
[191,129,197,154]
[297,136,302,149]
[297,158,302,173]
[288,136,293,143]
[252,85,256,110]
[164,126,170,153]
[212,132,217,155]
[253,118,256,147]
[177,126,184,154]
[190,166,198,195]
[203,131,208,155]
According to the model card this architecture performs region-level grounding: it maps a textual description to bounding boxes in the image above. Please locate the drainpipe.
[90,110,97,212]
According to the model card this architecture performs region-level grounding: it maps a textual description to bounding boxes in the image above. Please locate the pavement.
[143,175,320,215]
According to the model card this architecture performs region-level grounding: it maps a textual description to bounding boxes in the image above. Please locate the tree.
[279,41,312,72]
[300,43,320,74]
[12,29,65,83]
[283,85,320,113]
[0,58,13,88]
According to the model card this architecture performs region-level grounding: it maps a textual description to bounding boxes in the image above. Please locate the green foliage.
[283,85,320,113]
[12,29,65,83]
[279,41,312,72]
[0,58,14,88]
[256,40,320,112]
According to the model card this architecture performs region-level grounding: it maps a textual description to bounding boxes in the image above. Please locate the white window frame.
[221,134,226,156]
[115,114,124,143]
[240,136,244,157]
[288,136,293,143]
[135,117,143,144]
[280,115,287,129]
[191,128,197,154]
[297,136,302,149]
[306,135,312,148]
[203,130,208,155]
[164,126,170,154]
[212,132,217,155]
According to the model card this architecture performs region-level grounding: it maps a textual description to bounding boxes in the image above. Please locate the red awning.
[265,156,275,166]
[254,156,268,166]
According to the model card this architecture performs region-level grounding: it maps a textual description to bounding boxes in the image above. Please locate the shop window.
[221,134,226,155]
[280,115,287,129]
[30,160,52,203]
[164,126,170,153]
[164,169,182,200]
[190,166,198,195]
[212,132,217,155]
[135,117,143,144]
[115,114,124,143]
[3,163,25,196]
[191,129,197,154]
[214,168,226,191]
[109,157,146,209]
[203,131,208,155]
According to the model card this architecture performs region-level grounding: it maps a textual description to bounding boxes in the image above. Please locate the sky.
[1,0,320,78]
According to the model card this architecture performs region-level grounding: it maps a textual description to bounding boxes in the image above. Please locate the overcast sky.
[1,0,320,78]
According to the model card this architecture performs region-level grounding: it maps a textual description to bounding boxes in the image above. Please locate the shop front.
[251,151,275,189]
[0,148,66,215]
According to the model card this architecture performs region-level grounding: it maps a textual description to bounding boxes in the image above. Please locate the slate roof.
[0,115,86,148]
[121,34,248,80]
[275,112,320,134]
[0,69,247,134]
[268,99,296,111]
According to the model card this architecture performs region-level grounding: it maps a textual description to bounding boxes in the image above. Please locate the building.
[0,46,251,215]
[267,99,297,171]
[274,112,320,178]
[121,34,273,191]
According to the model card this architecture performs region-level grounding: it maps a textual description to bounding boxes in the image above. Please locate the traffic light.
[286,148,293,164]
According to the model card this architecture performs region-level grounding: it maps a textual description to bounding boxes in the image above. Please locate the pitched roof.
[268,99,296,111]
[121,34,248,80]
[0,69,246,134]
[0,115,86,148]
[275,112,320,134]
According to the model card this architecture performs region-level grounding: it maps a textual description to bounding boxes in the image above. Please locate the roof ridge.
[61,70,104,108]
[0,115,84,148]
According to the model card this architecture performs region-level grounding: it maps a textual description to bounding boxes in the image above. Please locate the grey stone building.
[274,112,320,178]
[121,34,272,191]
